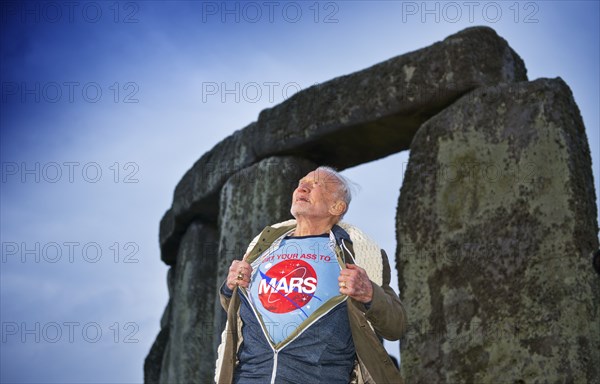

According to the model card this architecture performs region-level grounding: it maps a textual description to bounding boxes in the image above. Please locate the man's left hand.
[338,263,373,304]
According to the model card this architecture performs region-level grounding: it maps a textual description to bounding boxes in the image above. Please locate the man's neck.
[293,217,336,237]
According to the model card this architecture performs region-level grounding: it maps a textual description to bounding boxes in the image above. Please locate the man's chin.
[290,206,308,217]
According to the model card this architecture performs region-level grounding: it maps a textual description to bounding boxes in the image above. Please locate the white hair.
[316,166,359,217]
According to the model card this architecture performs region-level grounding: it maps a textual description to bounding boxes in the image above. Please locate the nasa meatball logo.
[258,259,320,314]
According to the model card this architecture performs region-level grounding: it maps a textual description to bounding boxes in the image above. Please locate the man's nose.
[297,182,309,192]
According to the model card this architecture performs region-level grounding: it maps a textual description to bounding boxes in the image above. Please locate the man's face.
[290,169,344,220]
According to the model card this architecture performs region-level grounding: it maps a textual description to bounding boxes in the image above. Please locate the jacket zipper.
[238,288,280,382]
[270,350,278,384]
[266,299,347,384]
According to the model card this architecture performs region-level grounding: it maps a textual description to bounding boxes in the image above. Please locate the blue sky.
[1,1,598,383]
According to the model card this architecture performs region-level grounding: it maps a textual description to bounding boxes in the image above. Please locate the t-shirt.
[246,234,347,346]
[233,233,355,383]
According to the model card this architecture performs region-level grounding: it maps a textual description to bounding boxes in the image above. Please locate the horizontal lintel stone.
[160,26,528,264]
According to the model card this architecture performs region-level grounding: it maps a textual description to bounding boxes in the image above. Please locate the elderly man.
[215,166,407,383]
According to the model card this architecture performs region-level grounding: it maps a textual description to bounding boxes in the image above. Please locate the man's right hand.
[226,257,252,290]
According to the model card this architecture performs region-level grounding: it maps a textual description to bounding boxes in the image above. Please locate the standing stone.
[159,221,219,384]
[143,326,169,384]
[159,26,528,265]
[144,268,174,383]
[397,78,599,383]
[213,156,317,351]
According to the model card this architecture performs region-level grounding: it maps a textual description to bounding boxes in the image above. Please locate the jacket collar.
[331,224,352,245]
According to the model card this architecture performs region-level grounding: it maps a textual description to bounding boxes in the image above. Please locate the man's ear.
[330,200,347,216]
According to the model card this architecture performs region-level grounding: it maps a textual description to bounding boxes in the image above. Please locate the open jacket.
[215,220,407,384]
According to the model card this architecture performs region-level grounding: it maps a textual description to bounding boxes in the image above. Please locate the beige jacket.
[215,220,407,383]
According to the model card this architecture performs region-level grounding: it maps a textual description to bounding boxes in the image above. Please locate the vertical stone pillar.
[144,267,174,384]
[397,78,599,383]
[213,156,317,350]
[143,314,169,383]
[159,221,218,384]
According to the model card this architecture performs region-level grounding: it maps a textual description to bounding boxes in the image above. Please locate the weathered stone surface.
[143,326,169,384]
[252,26,526,167]
[213,156,317,351]
[160,26,528,265]
[397,78,599,382]
[159,221,219,384]
[160,126,256,265]
[143,270,174,383]
[159,209,177,265]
